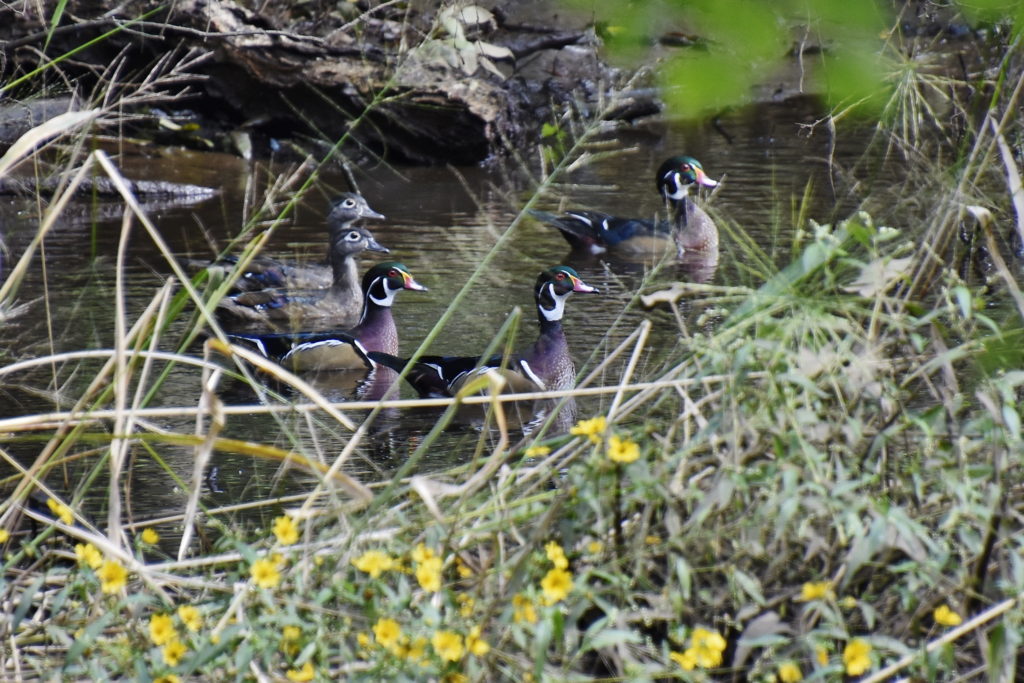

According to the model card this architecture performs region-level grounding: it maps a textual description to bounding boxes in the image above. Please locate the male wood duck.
[228,262,427,372]
[530,155,719,257]
[214,194,390,331]
[369,265,598,397]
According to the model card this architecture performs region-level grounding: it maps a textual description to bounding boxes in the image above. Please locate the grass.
[2,3,1024,681]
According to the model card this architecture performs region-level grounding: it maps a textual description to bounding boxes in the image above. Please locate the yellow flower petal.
[272,516,300,546]
[933,604,963,627]
[251,558,281,589]
[149,613,176,646]
[97,559,127,594]
[431,630,464,662]
[843,637,872,676]
[778,661,803,682]
[540,567,573,604]
[285,660,315,682]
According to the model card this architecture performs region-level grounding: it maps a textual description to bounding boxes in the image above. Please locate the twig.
[859,595,1020,683]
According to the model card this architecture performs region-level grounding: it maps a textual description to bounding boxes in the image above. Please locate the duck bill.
[695,167,719,188]
[367,236,390,253]
[402,273,428,291]
[570,275,598,293]
[363,208,386,220]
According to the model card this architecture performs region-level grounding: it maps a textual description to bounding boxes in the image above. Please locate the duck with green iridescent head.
[228,262,427,372]
[531,155,719,258]
[369,265,598,398]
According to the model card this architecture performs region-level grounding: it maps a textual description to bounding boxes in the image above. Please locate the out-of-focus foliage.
[569,0,1023,117]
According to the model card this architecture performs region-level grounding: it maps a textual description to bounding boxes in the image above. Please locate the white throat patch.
[369,277,399,307]
[662,172,693,201]
[539,283,567,322]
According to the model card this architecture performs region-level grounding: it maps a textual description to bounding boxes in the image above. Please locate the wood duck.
[219,193,388,292]
[530,155,719,257]
[214,195,390,331]
[369,265,598,397]
[228,262,427,372]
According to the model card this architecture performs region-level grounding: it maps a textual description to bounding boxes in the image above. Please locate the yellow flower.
[607,434,640,463]
[933,604,963,627]
[406,636,428,663]
[98,559,127,594]
[432,630,464,662]
[149,613,176,645]
[162,639,187,666]
[467,626,489,656]
[356,632,370,649]
[47,498,73,525]
[74,542,103,569]
[251,558,281,589]
[416,556,443,593]
[457,593,475,617]
[273,516,299,545]
[778,661,803,682]
[352,550,394,578]
[0,529,8,543]
[545,541,568,569]
[411,543,436,564]
[177,605,202,632]
[283,625,302,642]
[286,660,314,682]
[843,638,872,676]
[154,676,180,683]
[141,528,160,544]
[524,445,551,458]
[442,674,468,683]
[587,540,603,554]
[644,535,661,545]
[570,416,607,444]
[799,581,833,602]
[373,617,402,649]
[513,594,537,624]
[669,649,697,670]
[540,567,573,604]
[687,627,727,668]
[455,556,473,578]
[839,596,858,609]
[815,645,829,666]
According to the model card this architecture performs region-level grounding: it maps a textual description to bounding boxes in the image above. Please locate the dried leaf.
[844,256,913,297]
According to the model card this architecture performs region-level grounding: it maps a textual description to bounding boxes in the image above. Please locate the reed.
[2,7,1024,682]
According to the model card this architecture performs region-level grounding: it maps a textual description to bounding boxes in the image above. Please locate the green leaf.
[66,609,115,664]
[587,628,643,651]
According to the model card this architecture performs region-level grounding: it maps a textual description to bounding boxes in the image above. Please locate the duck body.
[215,195,389,331]
[228,262,426,372]
[531,155,718,258]
[214,193,386,293]
[369,266,597,398]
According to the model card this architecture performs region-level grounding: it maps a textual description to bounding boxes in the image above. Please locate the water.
[0,96,860,523]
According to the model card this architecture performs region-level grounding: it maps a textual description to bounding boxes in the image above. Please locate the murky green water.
[0,96,873,525]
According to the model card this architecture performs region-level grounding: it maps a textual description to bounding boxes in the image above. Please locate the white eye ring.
[345,230,361,241]
[343,198,357,208]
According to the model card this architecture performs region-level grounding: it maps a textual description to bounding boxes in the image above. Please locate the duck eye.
[346,231,360,240]
[343,198,356,207]
[555,272,566,280]
[681,164,691,172]
[388,269,398,277]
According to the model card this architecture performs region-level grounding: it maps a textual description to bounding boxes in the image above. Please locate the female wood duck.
[228,262,427,372]
[530,155,719,257]
[214,194,391,331]
[368,265,598,397]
